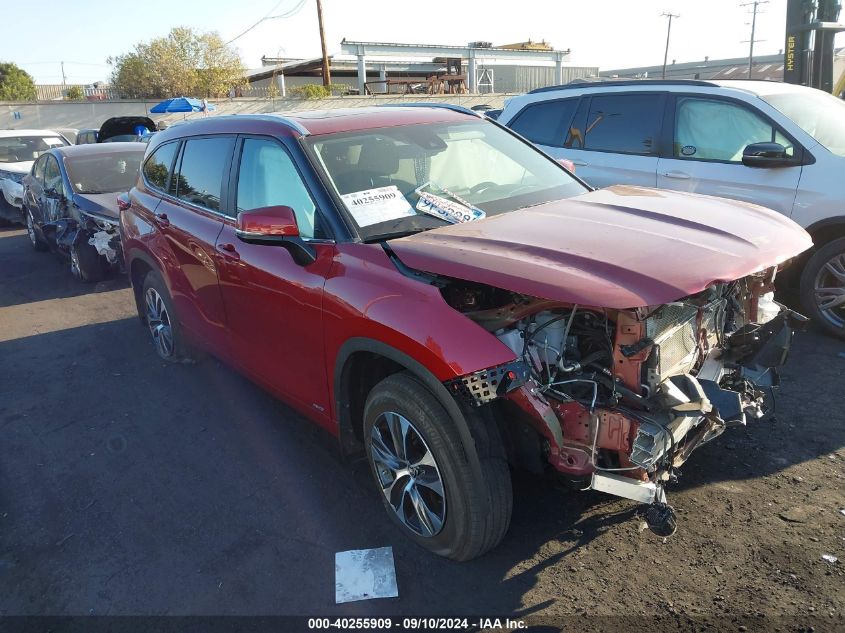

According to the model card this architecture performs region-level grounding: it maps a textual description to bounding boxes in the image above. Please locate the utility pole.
[741,0,769,78]
[661,13,679,79]
[316,0,332,87]
[61,61,66,86]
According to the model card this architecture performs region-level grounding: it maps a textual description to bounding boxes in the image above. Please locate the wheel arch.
[780,217,845,289]
[126,248,166,324]
[333,337,490,509]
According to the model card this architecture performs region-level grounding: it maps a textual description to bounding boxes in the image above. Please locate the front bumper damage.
[42,210,123,272]
[446,308,806,537]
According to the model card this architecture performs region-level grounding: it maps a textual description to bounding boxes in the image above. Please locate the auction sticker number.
[340,186,416,227]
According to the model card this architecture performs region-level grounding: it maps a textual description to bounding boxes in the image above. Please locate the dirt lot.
[0,224,843,631]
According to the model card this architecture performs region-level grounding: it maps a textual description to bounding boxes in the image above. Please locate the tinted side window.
[143,141,178,192]
[509,99,578,147]
[674,97,794,162]
[44,156,65,196]
[236,138,324,239]
[33,156,47,184]
[583,94,663,155]
[175,137,234,212]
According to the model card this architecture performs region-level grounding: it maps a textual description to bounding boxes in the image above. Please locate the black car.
[22,143,145,281]
[97,116,156,143]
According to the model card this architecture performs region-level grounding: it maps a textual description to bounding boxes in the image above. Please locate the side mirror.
[235,205,316,265]
[741,142,796,168]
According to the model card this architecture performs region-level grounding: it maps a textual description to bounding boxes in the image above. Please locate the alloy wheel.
[70,248,81,279]
[813,252,845,330]
[144,287,174,358]
[369,411,446,537]
[26,214,36,246]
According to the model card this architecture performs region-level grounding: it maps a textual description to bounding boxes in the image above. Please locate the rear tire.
[363,372,512,561]
[799,237,845,339]
[140,270,194,362]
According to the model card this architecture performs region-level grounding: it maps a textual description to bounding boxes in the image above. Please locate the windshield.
[65,150,143,194]
[761,89,845,157]
[307,120,587,240]
[0,135,67,164]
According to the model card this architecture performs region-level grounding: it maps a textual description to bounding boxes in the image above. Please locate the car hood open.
[388,185,813,309]
[97,116,155,142]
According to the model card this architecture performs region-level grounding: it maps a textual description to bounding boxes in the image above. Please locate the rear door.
[215,135,336,419]
[507,97,580,158]
[656,95,801,215]
[563,92,665,188]
[154,136,235,355]
[25,155,47,222]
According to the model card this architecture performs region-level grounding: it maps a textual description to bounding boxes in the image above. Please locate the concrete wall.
[1,94,513,132]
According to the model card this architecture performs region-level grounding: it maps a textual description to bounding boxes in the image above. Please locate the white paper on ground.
[335,547,399,603]
[340,186,416,227]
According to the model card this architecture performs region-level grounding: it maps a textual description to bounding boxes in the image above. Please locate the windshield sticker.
[340,186,416,227]
[416,191,486,224]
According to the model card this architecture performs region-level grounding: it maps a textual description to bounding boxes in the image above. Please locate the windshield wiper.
[365,227,433,243]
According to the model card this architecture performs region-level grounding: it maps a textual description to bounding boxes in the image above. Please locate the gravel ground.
[0,225,843,632]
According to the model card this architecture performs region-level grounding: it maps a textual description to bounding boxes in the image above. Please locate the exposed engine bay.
[440,270,806,537]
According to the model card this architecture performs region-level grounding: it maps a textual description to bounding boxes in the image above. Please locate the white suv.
[498,79,845,338]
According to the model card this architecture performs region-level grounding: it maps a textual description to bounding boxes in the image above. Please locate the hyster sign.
[783,0,807,84]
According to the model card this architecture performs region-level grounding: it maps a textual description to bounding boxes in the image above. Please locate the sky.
[2,0,839,85]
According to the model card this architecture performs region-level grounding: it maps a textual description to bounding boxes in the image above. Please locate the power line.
[223,0,308,46]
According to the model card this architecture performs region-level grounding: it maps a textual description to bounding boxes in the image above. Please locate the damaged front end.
[42,204,124,275]
[441,269,806,538]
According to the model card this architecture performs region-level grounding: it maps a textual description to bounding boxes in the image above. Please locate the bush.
[289,83,347,99]
[64,86,85,100]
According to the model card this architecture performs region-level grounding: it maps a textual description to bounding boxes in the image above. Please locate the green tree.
[109,27,245,99]
[0,62,37,101]
[64,85,84,100]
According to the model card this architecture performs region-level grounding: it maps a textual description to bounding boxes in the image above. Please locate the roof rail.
[378,103,482,117]
[259,112,311,135]
[527,79,717,94]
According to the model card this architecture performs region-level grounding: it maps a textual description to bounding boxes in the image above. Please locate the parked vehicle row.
[0,130,71,223]
[115,106,810,560]
[497,79,845,337]
[22,142,145,281]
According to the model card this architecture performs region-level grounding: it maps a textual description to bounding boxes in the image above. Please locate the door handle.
[153,212,170,228]
[216,242,240,261]
[662,170,690,180]
[572,160,588,166]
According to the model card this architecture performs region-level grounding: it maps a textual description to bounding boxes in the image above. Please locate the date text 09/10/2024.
[307,617,527,630]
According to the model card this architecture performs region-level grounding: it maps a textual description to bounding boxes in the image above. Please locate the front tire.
[363,372,512,561]
[800,237,845,339]
[70,241,105,282]
[26,212,48,251]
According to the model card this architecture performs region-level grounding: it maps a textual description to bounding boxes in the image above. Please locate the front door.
[656,95,802,216]
[215,136,335,419]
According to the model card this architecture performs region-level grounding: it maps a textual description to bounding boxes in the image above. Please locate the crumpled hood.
[389,185,813,309]
[73,193,120,221]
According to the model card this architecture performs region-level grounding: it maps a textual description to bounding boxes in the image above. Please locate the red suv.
[121,106,811,560]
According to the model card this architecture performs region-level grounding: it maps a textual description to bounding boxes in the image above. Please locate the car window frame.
[226,134,334,242]
[141,139,181,195]
[662,92,812,166]
[508,97,581,148]
[43,154,66,197]
[171,135,236,215]
[32,155,48,185]
[575,91,668,157]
